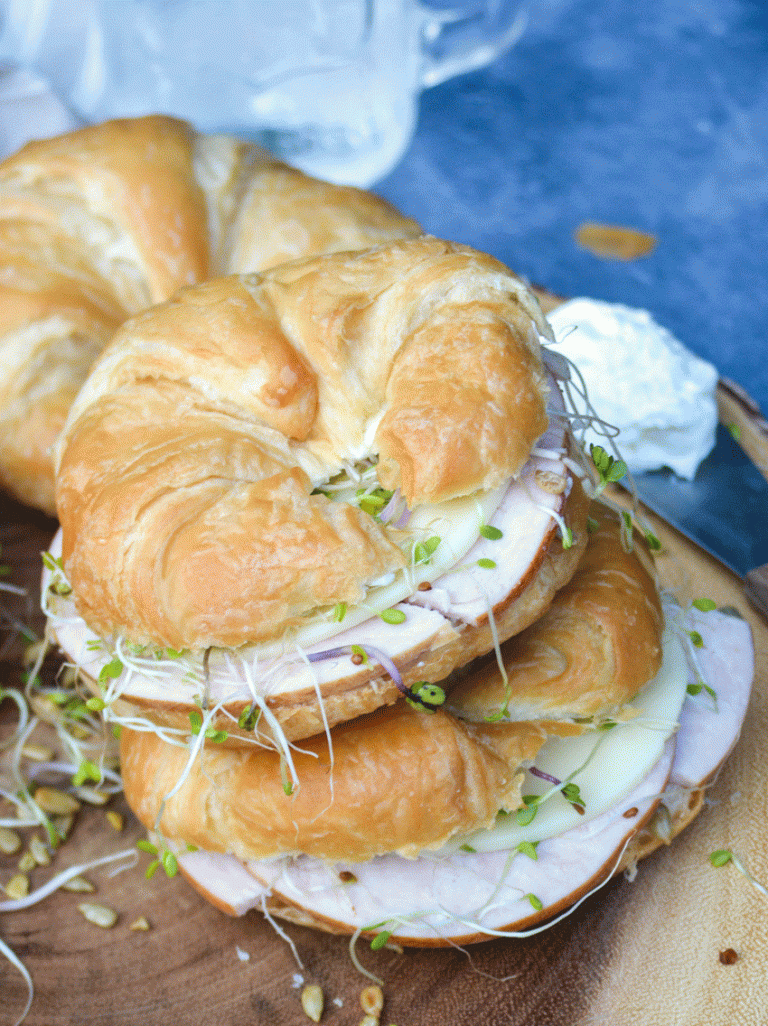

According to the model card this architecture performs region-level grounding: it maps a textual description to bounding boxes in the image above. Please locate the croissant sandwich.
[0,114,420,514]
[42,236,754,946]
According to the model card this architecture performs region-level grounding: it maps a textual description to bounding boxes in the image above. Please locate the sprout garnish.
[515,840,539,860]
[413,536,441,565]
[306,643,445,712]
[379,608,406,625]
[188,710,228,744]
[709,849,768,899]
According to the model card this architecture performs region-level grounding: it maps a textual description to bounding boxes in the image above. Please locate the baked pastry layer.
[0,114,420,512]
[55,237,553,651]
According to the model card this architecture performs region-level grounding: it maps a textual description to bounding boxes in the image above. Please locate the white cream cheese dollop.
[547,298,718,479]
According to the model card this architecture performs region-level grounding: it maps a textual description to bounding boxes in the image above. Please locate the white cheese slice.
[447,619,689,854]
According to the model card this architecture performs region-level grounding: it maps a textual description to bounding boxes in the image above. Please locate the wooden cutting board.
[1,428,767,1025]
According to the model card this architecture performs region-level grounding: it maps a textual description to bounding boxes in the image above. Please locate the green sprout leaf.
[480,525,503,541]
[414,536,441,564]
[189,710,227,743]
[561,782,585,808]
[644,529,662,551]
[98,658,123,683]
[357,487,394,517]
[237,705,261,731]
[526,893,544,911]
[515,840,539,861]
[137,839,158,855]
[370,929,392,951]
[561,526,574,549]
[41,551,65,575]
[516,798,539,827]
[72,760,101,787]
[589,444,627,488]
[692,598,717,612]
[332,602,347,623]
[688,630,704,648]
[162,850,179,878]
[476,558,497,569]
[350,644,369,663]
[710,849,733,868]
[379,608,406,625]
[406,681,446,713]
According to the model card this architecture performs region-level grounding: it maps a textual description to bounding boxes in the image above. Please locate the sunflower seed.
[5,873,29,900]
[301,984,324,1022]
[105,811,124,831]
[78,902,118,928]
[62,875,95,893]
[360,986,384,1017]
[17,851,36,873]
[29,836,51,866]
[0,827,21,855]
[33,786,80,815]
[73,786,108,806]
[20,743,54,762]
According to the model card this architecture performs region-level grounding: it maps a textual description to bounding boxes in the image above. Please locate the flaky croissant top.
[0,114,420,513]
[55,237,552,651]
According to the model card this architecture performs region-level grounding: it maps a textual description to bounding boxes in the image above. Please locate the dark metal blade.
[629,424,768,578]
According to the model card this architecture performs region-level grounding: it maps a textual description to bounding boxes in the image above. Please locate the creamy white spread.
[547,298,718,479]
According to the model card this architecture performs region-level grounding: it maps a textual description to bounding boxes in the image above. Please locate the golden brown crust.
[0,115,421,514]
[55,238,552,650]
[120,704,548,863]
[449,505,664,722]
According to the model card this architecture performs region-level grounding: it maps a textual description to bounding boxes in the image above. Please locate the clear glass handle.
[417,1,530,88]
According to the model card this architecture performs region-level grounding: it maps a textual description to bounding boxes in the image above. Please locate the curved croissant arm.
[0,114,420,513]
[55,237,552,651]
[449,505,664,723]
[120,702,549,864]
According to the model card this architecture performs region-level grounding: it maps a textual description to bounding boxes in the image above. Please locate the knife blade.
[626,423,768,621]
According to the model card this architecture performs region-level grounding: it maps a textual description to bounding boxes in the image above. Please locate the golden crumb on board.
[575,221,657,260]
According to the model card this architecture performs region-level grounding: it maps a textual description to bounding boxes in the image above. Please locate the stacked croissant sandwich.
[6,117,751,946]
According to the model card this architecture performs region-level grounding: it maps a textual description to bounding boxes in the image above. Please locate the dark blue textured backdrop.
[378,0,768,415]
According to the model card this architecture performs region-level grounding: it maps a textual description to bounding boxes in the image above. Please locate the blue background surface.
[378,0,768,416]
